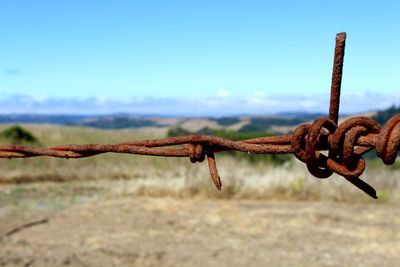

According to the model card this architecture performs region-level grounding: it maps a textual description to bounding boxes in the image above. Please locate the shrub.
[373,104,400,125]
[0,125,39,144]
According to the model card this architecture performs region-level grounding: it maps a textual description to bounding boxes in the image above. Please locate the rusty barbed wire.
[1,33,399,199]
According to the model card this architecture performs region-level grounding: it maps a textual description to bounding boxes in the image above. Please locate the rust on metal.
[1,33,399,199]
[329,32,346,124]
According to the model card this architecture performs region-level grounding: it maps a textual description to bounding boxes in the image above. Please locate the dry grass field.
[1,124,400,266]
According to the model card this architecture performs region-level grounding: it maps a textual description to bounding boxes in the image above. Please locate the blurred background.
[1,1,400,266]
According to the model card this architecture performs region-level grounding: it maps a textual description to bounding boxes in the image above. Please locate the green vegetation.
[168,126,270,140]
[373,104,400,125]
[0,125,39,144]
[238,116,315,132]
[212,117,241,126]
[82,116,157,129]
[167,127,191,137]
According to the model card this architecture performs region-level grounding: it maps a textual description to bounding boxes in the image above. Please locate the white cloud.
[215,89,231,98]
[0,92,398,116]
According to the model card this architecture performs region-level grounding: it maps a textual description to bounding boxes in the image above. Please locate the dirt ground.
[1,184,400,267]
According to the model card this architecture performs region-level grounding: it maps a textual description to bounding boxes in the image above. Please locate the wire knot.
[292,116,382,179]
[291,116,381,199]
[187,144,206,163]
[329,116,381,178]
[292,118,336,178]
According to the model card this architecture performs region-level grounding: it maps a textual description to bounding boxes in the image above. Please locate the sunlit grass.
[0,123,399,203]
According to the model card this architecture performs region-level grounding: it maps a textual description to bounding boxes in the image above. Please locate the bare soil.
[1,192,400,267]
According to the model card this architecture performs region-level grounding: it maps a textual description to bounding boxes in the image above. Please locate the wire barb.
[329,32,346,124]
[1,33,399,199]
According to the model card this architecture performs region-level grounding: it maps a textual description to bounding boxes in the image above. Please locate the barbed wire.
[1,32,399,199]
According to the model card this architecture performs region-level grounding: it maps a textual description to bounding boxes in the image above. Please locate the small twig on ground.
[5,218,49,237]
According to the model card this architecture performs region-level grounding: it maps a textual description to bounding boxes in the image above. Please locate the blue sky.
[0,0,399,114]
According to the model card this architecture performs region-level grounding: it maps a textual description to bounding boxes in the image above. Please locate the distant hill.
[0,114,88,125]
[0,111,370,133]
